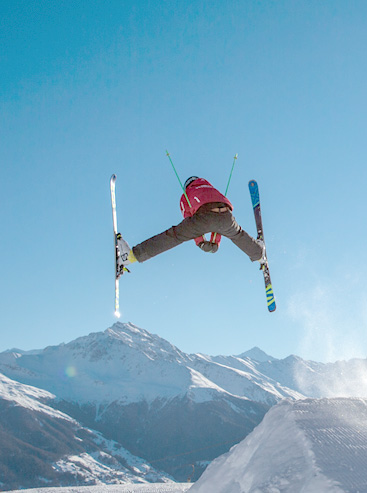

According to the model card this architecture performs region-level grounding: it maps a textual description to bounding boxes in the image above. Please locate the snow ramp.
[190,398,367,493]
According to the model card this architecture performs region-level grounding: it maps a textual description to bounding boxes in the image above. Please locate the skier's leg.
[132,213,213,262]
[131,210,263,263]
[214,211,263,262]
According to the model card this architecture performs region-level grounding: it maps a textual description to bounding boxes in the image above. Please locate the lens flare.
[65,366,77,378]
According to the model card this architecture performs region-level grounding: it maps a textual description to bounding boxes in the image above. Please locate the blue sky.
[1,0,367,362]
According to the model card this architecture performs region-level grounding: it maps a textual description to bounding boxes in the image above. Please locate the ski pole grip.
[166,151,192,208]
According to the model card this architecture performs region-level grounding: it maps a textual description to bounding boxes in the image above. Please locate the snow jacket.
[179,178,233,247]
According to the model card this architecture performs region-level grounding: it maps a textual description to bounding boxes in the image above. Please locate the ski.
[248,180,276,312]
[110,174,120,318]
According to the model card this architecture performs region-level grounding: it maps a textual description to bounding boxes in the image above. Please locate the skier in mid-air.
[116,176,265,277]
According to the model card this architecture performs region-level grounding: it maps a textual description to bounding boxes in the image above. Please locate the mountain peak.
[104,321,189,364]
[107,321,148,337]
[237,346,277,362]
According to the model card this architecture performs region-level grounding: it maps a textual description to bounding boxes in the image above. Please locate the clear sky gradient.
[1,0,367,362]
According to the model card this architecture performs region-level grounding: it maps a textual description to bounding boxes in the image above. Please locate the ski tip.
[110,174,117,182]
[249,180,260,207]
[114,310,121,318]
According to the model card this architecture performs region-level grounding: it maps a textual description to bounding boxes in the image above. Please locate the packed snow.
[191,398,367,492]
[7,485,192,493]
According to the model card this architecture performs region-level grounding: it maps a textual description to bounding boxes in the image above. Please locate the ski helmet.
[184,176,199,189]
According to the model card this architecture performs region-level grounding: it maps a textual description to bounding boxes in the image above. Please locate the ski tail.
[264,268,276,312]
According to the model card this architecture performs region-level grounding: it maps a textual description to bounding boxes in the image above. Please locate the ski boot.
[255,238,267,269]
[116,233,136,278]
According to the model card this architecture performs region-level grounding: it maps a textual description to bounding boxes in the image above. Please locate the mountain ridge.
[0,322,303,406]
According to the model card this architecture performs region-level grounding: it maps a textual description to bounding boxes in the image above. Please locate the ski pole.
[212,154,238,244]
[224,153,238,196]
[166,151,192,208]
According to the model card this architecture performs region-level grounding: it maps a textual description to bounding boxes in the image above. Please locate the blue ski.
[248,180,276,312]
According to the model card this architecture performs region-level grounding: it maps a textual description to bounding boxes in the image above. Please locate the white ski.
[110,174,120,318]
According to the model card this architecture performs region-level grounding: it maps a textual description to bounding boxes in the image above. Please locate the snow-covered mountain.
[0,373,174,491]
[191,398,367,492]
[0,322,302,405]
[2,321,367,489]
[0,322,304,484]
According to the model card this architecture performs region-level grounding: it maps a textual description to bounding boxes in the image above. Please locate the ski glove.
[198,241,219,254]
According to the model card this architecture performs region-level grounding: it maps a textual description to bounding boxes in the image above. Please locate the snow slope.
[0,372,175,489]
[191,398,367,493]
[0,372,75,422]
[7,485,191,493]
